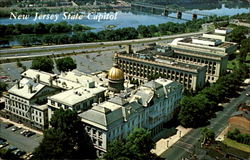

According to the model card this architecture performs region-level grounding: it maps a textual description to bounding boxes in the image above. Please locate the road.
[160,85,250,160]
[0,32,202,58]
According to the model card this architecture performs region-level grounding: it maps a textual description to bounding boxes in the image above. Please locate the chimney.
[125,45,132,54]
[28,84,33,93]
[36,74,40,83]
[17,81,21,89]
[49,76,53,86]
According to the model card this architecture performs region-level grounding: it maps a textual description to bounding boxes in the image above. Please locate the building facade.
[166,41,229,82]
[115,51,206,91]
[79,78,183,157]
[4,69,108,130]
[4,78,58,130]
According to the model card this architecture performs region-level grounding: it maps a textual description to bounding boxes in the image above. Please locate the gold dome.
[108,64,124,81]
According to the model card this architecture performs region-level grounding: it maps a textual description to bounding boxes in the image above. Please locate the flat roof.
[117,51,205,72]
[49,86,106,106]
[178,37,236,49]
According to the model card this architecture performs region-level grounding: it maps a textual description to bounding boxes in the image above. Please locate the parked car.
[0,137,7,142]
[4,123,13,129]
[20,130,29,135]
[25,131,36,137]
[12,126,22,132]
[0,76,8,79]
[14,149,26,156]
[0,141,8,148]
[22,152,33,160]
[246,92,250,96]
[8,146,17,152]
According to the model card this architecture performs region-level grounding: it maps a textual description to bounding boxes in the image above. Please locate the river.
[0,2,249,46]
[0,4,249,31]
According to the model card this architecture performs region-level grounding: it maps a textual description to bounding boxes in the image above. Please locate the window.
[65,105,69,109]
[93,129,97,136]
[93,139,97,145]
[98,131,102,138]
[99,140,103,147]
[51,100,55,105]
[39,112,41,117]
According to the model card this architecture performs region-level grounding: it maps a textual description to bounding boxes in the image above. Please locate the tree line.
[178,63,248,128]
[1,15,231,47]
[0,22,91,36]
[30,56,77,73]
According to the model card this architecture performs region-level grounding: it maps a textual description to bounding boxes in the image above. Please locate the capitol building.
[3,64,183,157]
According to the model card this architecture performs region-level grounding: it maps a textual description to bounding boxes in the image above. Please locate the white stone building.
[79,78,183,157]
[4,69,108,130]
[4,78,58,130]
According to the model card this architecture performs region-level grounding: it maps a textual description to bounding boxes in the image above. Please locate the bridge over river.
[131,2,216,20]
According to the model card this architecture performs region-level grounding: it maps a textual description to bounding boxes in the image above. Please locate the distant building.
[228,101,250,134]
[170,36,237,55]
[115,47,207,91]
[202,27,232,42]
[166,37,229,82]
[79,78,183,157]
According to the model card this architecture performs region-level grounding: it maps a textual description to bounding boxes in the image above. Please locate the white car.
[246,92,250,96]
[20,130,28,135]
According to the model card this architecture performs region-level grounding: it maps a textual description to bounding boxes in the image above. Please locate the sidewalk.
[151,125,192,156]
[215,126,229,142]
[0,117,43,135]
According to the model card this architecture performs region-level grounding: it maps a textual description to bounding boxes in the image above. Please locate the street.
[0,32,202,58]
[160,85,250,160]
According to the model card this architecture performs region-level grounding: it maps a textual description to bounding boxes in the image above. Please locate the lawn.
[227,58,238,70]
[222,138,250,153]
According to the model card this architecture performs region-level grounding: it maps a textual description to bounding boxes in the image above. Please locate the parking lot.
[0,121,43,155]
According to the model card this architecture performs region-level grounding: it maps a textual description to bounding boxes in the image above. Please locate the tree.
[200,127,215,144]
[137,25,151,38]
[0,81,7,96]
[32,109,96,160]
[239,37,250,61]
[56,57,77,72]
[229,26,247,43]
[31,57,54,73]
[103,128,160,160]
[178,94,215,128]
[148,25,158,36]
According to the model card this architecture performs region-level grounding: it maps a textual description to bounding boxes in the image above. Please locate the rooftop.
[8,78,45,99]
[231,110,250,121]
[177,37,236,49]
[117,50,205,73]
[49,86,106,106]
[21,69,100,90]
[79,78,182,129]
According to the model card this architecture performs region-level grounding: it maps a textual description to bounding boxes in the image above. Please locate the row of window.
[10,96,28,104]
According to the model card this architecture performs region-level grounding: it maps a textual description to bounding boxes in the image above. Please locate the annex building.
[115,48,207,91]
[4,69,107,130]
